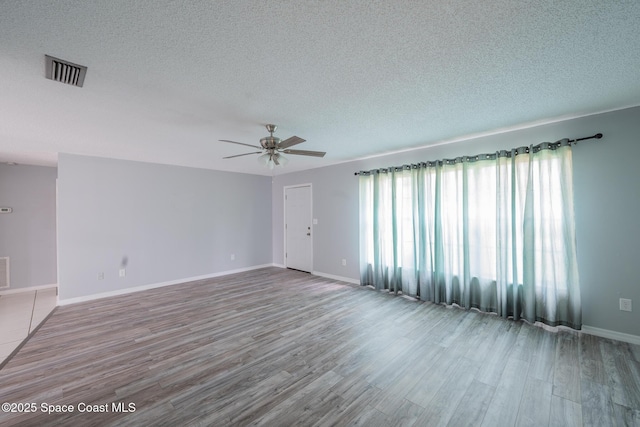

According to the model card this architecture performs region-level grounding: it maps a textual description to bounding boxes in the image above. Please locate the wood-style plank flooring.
[1,267,639,426]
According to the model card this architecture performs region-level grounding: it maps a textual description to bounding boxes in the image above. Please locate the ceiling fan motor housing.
[260,136,280,150]
[261,124,280,150]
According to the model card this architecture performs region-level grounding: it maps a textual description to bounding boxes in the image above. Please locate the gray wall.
[272,106,640,337]
[57,154,272,301]
[0,164,57,290]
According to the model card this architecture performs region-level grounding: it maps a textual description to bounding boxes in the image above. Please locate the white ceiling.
[1,1,639,176]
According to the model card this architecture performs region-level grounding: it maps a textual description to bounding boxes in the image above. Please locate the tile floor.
[0,288,58,364]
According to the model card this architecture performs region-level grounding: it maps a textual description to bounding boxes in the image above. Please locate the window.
[359,143,581,329]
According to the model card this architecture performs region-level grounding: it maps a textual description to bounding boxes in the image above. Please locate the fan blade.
[219,139,262,149]
[278,136,305,149]
[283,149,326,157]
[223,151,263,159]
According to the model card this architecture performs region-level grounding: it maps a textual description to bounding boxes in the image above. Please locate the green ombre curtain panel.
[359,140,581,329]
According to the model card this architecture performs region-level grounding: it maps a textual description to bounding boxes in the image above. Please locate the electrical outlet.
[230,253,235,261]
[97,272,104,280]
[341,259,347,266]
[620,298,632,312]
[119,268,126,278]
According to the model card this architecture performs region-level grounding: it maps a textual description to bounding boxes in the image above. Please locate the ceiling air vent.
[45,54,87,87]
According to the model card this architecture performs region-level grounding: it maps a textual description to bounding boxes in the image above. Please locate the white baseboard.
[58,264,274,306]
[581,325,640,345]
[312,270,360,285]
[270,264,359,285]
[0,283,57,296]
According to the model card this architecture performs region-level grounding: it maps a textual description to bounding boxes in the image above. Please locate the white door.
[285,185,312,272]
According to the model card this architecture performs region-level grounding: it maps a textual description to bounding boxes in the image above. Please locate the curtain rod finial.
[595,133,603,139]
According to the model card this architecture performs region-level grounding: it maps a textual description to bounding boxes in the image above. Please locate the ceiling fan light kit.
[257,152,270,166]
[258,152,288,169]
[220,124,326,168]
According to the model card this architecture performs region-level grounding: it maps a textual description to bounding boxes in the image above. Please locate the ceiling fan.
[220,124,326,169]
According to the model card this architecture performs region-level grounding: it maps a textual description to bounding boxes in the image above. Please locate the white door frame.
[283,183,313,272]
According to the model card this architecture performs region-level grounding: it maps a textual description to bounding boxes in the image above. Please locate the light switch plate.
[620,298,632,312]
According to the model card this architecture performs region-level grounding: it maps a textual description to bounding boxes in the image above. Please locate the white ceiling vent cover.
[45,55,87,87]
[0,257,9,289]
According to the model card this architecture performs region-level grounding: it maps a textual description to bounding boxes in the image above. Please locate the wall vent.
[45,55,87,87]
[0,257,9,289]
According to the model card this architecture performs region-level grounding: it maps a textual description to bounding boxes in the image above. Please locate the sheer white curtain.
[359,141,581,329]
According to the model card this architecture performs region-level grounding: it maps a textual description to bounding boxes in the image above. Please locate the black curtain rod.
[354,133,603,176]
[568,133,603,143]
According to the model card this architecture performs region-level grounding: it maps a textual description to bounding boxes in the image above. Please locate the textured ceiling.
[1,0,639,176]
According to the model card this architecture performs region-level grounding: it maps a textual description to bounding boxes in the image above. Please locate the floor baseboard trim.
[0,284,57,296]
[312,271,360,285]
[58,264,273,306]
[581,325,640,345]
